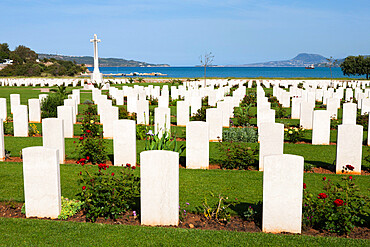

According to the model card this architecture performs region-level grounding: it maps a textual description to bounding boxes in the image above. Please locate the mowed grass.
[1,162,369,215]
[0,217,369,246]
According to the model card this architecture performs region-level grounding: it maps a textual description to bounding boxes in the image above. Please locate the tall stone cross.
[90,34,101,74]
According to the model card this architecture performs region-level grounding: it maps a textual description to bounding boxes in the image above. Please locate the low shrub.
[3,118,13,135]
[198,192,235,224]
[303,176,370,235]
[222,127,258,143]
[40,93,64,118]
[284,127,305,143]
[77,163,140,222]
[233,104,253,127]
[275,103,288,118]
[240,92,256,107]
[218,141,258,170]
[356,113,368,130]
[119,107,136,121]
[28,123,39,137]
[190,106,210,122]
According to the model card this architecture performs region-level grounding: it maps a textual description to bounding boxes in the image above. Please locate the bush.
[356,113,368,130]
[40,93,64,118]
[75,108,108,164]
[190,106,209,121]
[276,103,288,118]
[218,141,258,170]
[303,176,370,235]
[222,127,258,143]
[3,118,13,135]
[284,127,305,143]
[233,105,252,127]
[119,107,136,121]
[77,163,140,222]
[240,92,256,107]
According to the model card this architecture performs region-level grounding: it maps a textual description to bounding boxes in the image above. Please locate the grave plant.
[284,127,305,143]
[302,176,370,235]
[75,107,108,164]
[77,163,140,222]
[217,140,258,170]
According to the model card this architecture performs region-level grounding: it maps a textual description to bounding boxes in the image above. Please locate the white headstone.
[23,146,61,218]
[10,94,20,114]
[141,150,179,226]
[28,99,41,123]
[113,120,136,166]
[0,98,7,121]
[259,123,284,171]
[176,101,189,127]
[206,108,223,141]
[299,101,314,129]
[154,107,171,138]
[342,103,357,125]
[57,106,74,138]
[103,106,118,139]
[0,120,4,161]
[186,121,209,169]
[262,154,304,234]
[336,124,363,175]
[136,100,149,125]
[42,118,65,164]
[13,105,28,137]
[312,110,330,145]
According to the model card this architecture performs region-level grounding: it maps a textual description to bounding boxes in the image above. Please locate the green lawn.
[0,217,368,246]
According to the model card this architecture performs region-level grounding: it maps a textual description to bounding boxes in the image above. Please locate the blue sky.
[0,0,369,66]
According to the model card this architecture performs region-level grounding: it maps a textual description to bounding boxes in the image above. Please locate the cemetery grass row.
[0,80,369,241]
[0,217,368,246]
[0,218,368,247]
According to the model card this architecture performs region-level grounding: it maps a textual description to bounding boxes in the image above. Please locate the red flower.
[82,186,86,190]
[318,193,328,199]
[349,176,353,180]
[323,177,326,181]
[87,130,91,133]
[126,163,131,168]
[79,172,82,175]
[79,137,83,141]
[86,156,90,160]
[73,141,76,143]
[303,183,307,189]
[111,172,115,176]
[132,166,136,170]
[77,160,80,164]
[333,199,344,207]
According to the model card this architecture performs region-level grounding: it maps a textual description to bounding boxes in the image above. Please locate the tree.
[199,52,214,87]
[0,43,11,62]
[340,55,370,79]
[12,45,38,64]
[325,56,338,82]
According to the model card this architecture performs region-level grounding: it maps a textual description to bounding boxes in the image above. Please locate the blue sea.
[87,67,365,79]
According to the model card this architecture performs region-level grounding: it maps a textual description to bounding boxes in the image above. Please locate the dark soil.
[0,202,368,239]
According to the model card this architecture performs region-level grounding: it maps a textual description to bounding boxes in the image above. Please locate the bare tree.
[199,52,214,87]
[326,56,338,82]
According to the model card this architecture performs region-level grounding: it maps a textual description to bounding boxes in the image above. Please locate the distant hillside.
[237,53,331,67]
[38,54,170,67]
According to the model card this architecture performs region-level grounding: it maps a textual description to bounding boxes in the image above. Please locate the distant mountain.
[237,53,330,67]
[38,54,170,67]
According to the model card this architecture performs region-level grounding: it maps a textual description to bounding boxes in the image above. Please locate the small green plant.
[218,140,258,170]
[303,176,370,235]
[21,197,83,220]
[190,106,210,121]
[200,192,235,224]
[119,107,136,120]
[77,163,140,222]
[28,123,39,137]
[240,92,256,107]
[356,113,368,130]
[179,202,190,222]
[75,108,107,164]
[284,127,305,143]
[275,103,288,118]
[40,93,65,118]
[330,119,342,130]
[232,104,253,127]
[222,127,258,143]
[242,201,262,222]
[304,163,313,172]
[3,117,13,135]
[148,96,158,106]
[145,130,185,155]
[136,124,148,140]
[83,99,94,105]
